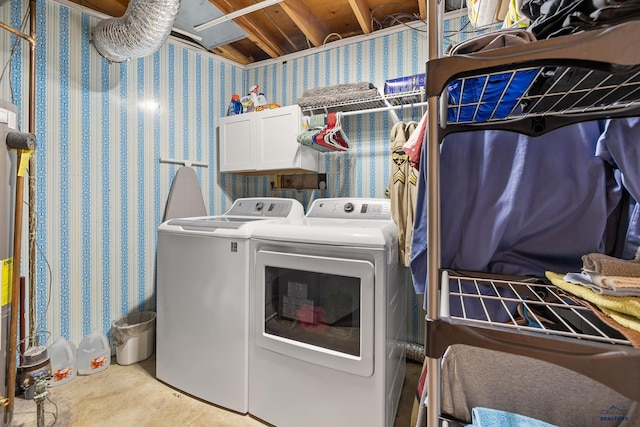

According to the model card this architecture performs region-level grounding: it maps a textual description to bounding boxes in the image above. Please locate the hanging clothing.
[409,120,624,320]
[521,0,640,39]
[403,112,427,170]
[596,117,640,260]
[466,0,511,27]
[386,121,420,267]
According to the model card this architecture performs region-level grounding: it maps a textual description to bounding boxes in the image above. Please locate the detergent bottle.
[226,94,243,116]
[246,85,267,111]
[241,85,262,113]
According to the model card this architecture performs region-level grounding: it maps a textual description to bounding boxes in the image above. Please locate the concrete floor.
[11,355,422,426]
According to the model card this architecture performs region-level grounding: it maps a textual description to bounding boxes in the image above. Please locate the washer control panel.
[306,198,391,219]
[226,198,303,218]
[166,198,305,231]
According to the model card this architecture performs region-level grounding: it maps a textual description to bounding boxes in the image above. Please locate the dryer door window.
[255,250,374,377]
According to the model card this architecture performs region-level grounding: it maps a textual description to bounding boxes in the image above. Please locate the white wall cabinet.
[219,104,319,174]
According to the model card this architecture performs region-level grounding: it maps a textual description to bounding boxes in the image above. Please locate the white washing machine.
[249,198,407,427]
[156,197,304,414]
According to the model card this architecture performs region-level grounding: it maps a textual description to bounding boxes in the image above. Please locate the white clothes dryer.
[156,198,304,414]
[249,198,407,427]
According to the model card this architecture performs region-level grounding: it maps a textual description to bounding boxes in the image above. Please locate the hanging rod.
[340,100,429,117]
[160,157,208,167]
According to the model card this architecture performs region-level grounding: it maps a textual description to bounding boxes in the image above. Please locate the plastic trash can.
[111,311,156,366]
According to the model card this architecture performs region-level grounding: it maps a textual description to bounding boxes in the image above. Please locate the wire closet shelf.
[299,89,427,116]
[442,270,632,346]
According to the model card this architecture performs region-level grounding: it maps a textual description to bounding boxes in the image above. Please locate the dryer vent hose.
[404,341,425,364]
[92,0,181,63]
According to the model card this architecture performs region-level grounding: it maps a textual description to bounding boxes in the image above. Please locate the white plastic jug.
[240,94,254,112]
[77,330,110,375]
[47,337,77,387]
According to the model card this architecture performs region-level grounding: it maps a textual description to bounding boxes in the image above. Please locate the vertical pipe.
[1,3,37,420]
[19,277,25,364]
[28,0,36,349]
[6,151,24,421]
[426,0,442,317]
[426,0,443,426]
[35,378,45,427]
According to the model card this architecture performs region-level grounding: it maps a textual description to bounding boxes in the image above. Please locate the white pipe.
[92,0,182,63]
[194,0,285,32]
[341,101,429,116]
[171,27,202,42]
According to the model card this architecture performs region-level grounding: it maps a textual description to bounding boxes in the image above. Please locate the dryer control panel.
[226,197,304,218]
[306,198,391,219]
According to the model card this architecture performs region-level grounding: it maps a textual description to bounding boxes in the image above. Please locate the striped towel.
[565,271,640,297]
[546,271,640,334]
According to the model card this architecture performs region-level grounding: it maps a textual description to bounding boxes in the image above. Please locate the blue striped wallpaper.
[0,0,472,347]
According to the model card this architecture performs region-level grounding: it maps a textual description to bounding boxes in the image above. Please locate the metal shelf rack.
[423,3,640,426]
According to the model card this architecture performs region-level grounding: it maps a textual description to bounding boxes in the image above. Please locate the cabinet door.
[219,113,255,172]
[255,105,308,171]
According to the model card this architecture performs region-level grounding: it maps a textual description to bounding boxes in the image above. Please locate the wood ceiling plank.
[68,0,423,63]
[206,0,239,14]
[279,0,328,47]
[235,15,287,57]
[210,44,253,65]
[76,0,127,16]
[418,0,426,19]
[259,6,300,52]
[231,38,272,62]
[207,0,288,58]
[347,0,373,34]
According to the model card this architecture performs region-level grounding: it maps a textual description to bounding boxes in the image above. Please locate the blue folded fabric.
[447,69,538,123]
[468,407,556,427]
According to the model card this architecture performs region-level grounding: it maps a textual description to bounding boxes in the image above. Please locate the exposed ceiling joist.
[211,44,253,65]
[86,0,126,17]
[194,0,284,31]
[279,0,328,47]
[348,0,373,34]
[418,0,427,19]
[68,0,428,64]
[207,0,287,58]
[235,15,287,57]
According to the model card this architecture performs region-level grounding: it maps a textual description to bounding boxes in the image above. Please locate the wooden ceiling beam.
[418,0,427,19]
[279,0,327,47]
[80,0,127,16]
[70,0,425,62]
[210,44,253,65]
[207,0,287,58]
[235,15,287,57]
[348,0,373,34]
